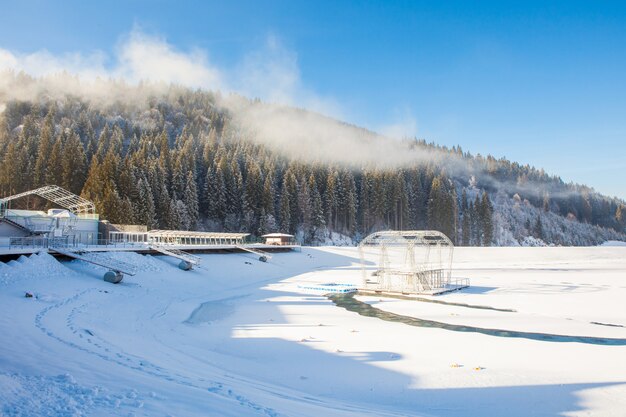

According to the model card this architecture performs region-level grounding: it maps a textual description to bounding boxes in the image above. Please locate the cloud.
[377,108,419,140]
[0,29,224,90]
[114,30,224,90]
[0,46,108,80]
[0,28,230,106]
[0,28,344,114]
[0,28,438,169]
[235,34,343,117]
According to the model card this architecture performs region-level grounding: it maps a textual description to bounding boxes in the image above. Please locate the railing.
[446,277,470,288]
[8,236,69,249]
[6,236,149,250]
[4,234,303,251]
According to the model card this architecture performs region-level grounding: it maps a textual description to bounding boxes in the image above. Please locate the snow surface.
[1,246,626,416]
[601,240,626,247]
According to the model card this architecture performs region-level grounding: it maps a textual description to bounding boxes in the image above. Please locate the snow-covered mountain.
[0,74,624,246]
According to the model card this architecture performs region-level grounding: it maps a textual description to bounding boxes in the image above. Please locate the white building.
[0,186,99,247]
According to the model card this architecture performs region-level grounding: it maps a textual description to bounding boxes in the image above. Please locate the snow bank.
[322,231,355,246]
[601,240,626,247]
[0,252,74,285]
[108,252,166,272]
[0,373,143,416]
[185,299,235,324]
[520,236,547,247]
[69,252,166,273]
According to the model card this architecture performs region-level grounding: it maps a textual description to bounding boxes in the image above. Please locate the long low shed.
[109,230,250,246]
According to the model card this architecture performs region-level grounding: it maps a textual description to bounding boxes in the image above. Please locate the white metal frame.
[0,185,96,218]
[359,230,455,294]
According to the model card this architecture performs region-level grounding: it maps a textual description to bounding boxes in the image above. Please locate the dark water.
[328,293,626,346]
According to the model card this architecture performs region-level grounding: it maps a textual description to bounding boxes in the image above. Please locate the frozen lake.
[1,246,625,416]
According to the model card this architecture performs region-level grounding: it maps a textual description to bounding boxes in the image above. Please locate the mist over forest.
[1,73,625,246]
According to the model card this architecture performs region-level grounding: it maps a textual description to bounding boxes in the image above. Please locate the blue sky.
[1,0,625,199]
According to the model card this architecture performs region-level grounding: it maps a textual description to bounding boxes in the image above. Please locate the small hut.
[262,233,295,246]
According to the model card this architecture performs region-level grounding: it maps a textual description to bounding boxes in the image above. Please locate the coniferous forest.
[1,77,625,246]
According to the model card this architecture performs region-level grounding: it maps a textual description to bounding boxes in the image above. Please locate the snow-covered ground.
[1,246,626,416]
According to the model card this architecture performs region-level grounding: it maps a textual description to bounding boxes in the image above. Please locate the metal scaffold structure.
[359,230,464,295]
[0,185,96,218]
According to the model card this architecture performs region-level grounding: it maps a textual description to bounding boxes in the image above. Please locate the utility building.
[262,233,296,246]
[0,186,99,247]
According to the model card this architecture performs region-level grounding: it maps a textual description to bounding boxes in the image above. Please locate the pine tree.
[183,170,199,230]
[426,175,456,240]
[480,192,493,246]
[460,189,469,245]
[392,172,407,230]
[0,142,23,195]
[543,192,550,212]
[168,198,182,229]
[309,174,325,230]
[46,135,64,185]
[81,156,110,214]
[100,182,123,223]
[406,171,423,230]
[525,218,532,233]
[616,204,625,232]
[325,171,337,230]
[262,174,275,215]
[171,158,186,200]
[61,131,87,194]
[343,171,358,234]
[472,196,482,245]
[137,178,157,229]
[243,162,262,216]
[176,199,191,230]
[158,129,172,188]
[204,166,226,220]
[157,184,172,229]
[34,109,55,186]
[283,171,299,233]
[462,211,471,246]
[94,125,111,162]
[359,172,372,233]
[371,171,385,223]
[534,215,544,240]
[298,176,312,239]
[258,207,268,236]
[461,189,468,213]
[279,188,291,233]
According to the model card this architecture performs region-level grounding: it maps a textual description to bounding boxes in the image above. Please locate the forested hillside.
[0,76,624,246]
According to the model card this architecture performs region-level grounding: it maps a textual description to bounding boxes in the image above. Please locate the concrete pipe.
[179,260,193,270]
[259,256,268,263]
[103,271,123,284]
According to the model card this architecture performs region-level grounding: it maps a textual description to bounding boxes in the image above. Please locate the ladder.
[49,246,137,276]
[235,245,272,262]
[149,244,201,267]
[24,217,55,235]
[0,217,34,235]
